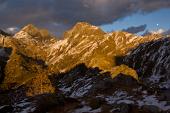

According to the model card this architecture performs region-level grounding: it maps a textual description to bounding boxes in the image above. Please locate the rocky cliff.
[0,22,169,113]
[0,22,161,90]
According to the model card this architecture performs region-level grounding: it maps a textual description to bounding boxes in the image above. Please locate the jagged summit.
[15,24,57,42]
[21,24,40,37]
[64,22,105,39]
[71,22,103,31]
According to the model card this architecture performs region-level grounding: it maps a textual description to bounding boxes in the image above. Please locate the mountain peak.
[74,22,92,27]
[21,24,40,37]
[15,24,56,41]
[72,22,104,32]
[64,22,105,39]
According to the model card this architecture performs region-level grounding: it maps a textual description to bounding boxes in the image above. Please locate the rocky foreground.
[0,22,170,113]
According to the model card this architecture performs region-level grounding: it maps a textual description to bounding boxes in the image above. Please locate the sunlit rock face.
[0,22,161,91]
[0,22,169,113]
[13,24,57,61]
[0,26,56,93]
[48,22,161,74]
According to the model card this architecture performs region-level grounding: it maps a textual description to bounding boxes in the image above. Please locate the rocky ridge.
[0,22,168,113]
[0,22,162,90]
[47,22,161,74]
[0,22,163,90]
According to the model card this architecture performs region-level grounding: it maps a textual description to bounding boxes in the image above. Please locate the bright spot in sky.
[157,24,159,26]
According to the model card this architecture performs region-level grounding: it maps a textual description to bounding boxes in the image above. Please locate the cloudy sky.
[0,0,170,36]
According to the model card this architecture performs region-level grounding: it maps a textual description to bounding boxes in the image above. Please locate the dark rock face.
[53,64,139,99]
[0,29,11,36]
[0,47,12,83]
[49,64,170,113]
[0,47,13,112]
[0,63,170,113]
[123,37,170,90]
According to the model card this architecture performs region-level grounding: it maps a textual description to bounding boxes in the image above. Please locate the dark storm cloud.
[123,24,147,34]
[0,0,170,35]
[0,0,6,4]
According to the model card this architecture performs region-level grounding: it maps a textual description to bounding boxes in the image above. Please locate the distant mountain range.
[0,22,162,90]
[0,22,169,113]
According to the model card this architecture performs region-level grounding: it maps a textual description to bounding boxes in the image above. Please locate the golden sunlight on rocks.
[25,74,55,96]
[0,22,163,94]
[111,64,138,80]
